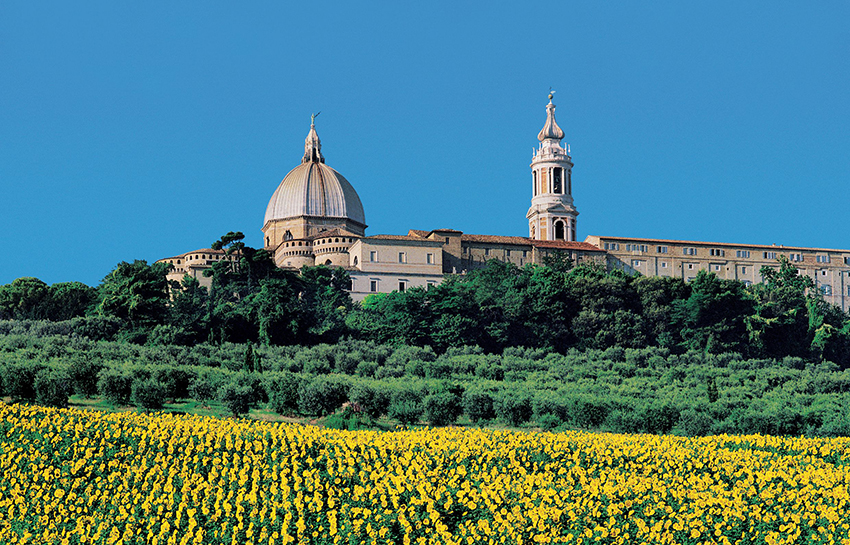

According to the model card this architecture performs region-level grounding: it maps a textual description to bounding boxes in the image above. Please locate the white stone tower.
[527,92,578,241]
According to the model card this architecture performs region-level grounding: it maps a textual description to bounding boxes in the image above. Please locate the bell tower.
[527,92,578,241]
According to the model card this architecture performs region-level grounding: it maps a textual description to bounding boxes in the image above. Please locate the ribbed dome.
[264,120,366,227]
[264,161,365,226]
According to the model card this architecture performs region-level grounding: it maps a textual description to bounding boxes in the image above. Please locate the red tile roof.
[587,235,850,253]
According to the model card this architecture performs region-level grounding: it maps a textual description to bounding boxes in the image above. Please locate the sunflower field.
[1,402,849,545]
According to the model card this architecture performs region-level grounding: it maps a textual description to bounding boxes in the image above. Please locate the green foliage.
[1,363,42,401]
[349,383,390,420]
[218,381,254,416]
[495,394,532,427]
[67,355,103,397]
[463,391,495,425]
[132,377,168,410]
[423,391,462,426]
[388,389,424,425]
[97,368,133,406]
[297,376,349,416]
[265,371,303,415]
[34,369,72,408]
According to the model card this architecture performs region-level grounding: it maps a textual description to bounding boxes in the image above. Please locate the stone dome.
[264,121,366,227]
[264,161,365,225]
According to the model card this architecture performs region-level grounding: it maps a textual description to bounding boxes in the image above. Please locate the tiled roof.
[532,240,606,252]
[461,234,532,245]
[156,248,227,261]
[587,235,850,253]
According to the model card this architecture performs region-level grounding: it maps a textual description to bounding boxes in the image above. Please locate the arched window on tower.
[553,168,562,194]
[554,220,566,241]
[532,171,538,196]
[284,230,293,241]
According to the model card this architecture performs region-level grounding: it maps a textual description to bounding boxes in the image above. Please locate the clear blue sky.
[2,2,848,286]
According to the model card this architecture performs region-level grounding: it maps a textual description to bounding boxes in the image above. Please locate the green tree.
[95,260,171,337]
[0,277,50,320]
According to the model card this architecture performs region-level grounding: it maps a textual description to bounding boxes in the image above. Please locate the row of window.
[462,247,530,258]
[367,251,436,264]
[606,242,845,264]
[532,167,572,197]
[357,279,439,293]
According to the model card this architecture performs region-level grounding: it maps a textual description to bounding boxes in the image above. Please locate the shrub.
[323,405,370,430]
[355,361,378,378]
[150,366,193,401]
[674,408,715,436]
[189,369,225,405]
[97,369,132,406]
[34,369,72,408]
[218,381,254,416]
[1,363,41,401]
[569,396,610,429]
[639,403,681,435]
[132,377,168,410]
[463,391,495,424]
[537,413,563,431]
[423,391,462,426]
[388,389,424,425]
[495,394,532,427]
[298,376,349,416]
[349,383,390,420]
[67,355,102,397]
[265,372,302,415]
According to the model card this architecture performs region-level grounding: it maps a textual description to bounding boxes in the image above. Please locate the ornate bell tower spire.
[527,91,578,241]
[302,112,325,164]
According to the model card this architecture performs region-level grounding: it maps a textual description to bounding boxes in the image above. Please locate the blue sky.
[1,2,848,286]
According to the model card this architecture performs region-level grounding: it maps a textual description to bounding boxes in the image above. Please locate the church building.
[158,95,850,310]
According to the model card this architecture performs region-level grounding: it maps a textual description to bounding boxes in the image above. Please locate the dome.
[264,161,365,225]
[264,121,366,227]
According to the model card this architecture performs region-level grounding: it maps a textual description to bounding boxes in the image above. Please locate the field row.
[1,403,850,544]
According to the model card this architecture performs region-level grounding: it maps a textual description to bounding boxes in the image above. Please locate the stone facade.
[157,96,850,310]
[584,235,850,311]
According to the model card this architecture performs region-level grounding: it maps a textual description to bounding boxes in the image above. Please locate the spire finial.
[537,92,565,142]
[303,112,324,164]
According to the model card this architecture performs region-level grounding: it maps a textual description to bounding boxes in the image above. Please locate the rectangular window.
[821,285,832,296]
[398,281,407,292]
[764,252,777,259]
[370,280,377,292]
[398,252,407,263]
[349,279,354,291]
[710,249,725,257]
[789,253,803,262]
[426,253,434,264]
[506,249,511,257]
[736,250,750,258]
[713,264,721,271]
[683,247,697,256]
[369,251,377,262]
[603,242,620,251]
[741,266,747,274]
[816,255,830,263]
[661,262,668,268]
[484,248,490,256]
[522,250,528,258]
[688,263,695,270]
[821,270,828,276]
[657,246,668,254]
[631,260,642,268]
[445,237,450,244]
[743,280,752,287]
